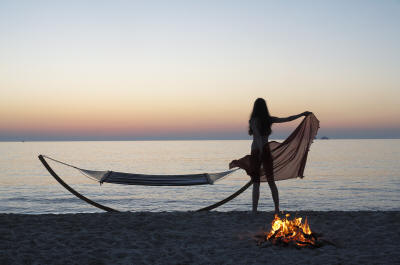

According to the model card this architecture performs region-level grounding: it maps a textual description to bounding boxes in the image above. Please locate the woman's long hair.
[248,98,272,136]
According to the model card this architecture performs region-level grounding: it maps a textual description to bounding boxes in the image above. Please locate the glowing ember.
[258,213,321,248]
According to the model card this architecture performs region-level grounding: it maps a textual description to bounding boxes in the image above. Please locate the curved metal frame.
[196,180,252,211]
[38,155,119,212]
[38,155,252,212]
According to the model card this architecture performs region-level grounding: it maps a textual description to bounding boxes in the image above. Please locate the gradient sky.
[1,0,399,140]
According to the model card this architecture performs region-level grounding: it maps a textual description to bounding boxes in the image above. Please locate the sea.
[0,140,399,214]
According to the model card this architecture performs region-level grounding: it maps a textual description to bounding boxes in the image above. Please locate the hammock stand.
[38,155,252,212]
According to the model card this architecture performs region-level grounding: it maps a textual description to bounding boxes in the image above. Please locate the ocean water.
[0,140,399,214]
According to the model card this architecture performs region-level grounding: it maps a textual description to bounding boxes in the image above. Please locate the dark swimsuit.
[250,143,274,183]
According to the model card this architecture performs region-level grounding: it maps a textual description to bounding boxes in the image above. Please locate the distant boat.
[320,136,329,140]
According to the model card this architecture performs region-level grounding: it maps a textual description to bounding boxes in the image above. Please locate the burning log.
[257,213,335,248]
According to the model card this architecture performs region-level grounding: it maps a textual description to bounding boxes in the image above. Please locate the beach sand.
[1,211,399,265]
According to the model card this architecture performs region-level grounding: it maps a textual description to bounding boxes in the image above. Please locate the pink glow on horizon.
[1,109,399,139]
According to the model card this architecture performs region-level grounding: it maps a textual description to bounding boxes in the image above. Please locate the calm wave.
[0,140,399,214]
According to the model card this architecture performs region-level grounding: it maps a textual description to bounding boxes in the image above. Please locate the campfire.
[256,213,332,248]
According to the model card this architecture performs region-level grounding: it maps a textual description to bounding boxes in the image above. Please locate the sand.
[1,211,399,265]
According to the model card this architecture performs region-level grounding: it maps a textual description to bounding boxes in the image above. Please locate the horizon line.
[1,136,400,142]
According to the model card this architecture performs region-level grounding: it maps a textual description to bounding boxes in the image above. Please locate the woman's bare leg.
[250,148,261,213]
[252,181,260,212]
[267,180,279,214]
[263,146,279,214]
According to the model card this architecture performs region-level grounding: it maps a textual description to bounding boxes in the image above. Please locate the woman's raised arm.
[271,111,312,123]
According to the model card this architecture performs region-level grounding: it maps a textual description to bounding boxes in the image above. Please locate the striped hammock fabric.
[80,168,237,186]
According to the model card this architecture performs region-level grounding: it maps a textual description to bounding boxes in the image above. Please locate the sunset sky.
[1,0,399,140]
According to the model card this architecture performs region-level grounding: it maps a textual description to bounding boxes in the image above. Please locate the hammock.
[39,155,238,186]
[38,114,319,212]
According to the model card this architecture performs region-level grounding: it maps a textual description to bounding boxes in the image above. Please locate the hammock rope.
[41,155,103,182]
[42,155,81,169]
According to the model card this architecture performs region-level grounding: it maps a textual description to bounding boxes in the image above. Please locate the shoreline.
[1,211,399,264]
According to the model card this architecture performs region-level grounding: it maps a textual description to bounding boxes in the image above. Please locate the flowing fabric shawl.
[229,114,319,181]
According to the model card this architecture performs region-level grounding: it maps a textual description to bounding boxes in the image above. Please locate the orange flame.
[266,213,316,247]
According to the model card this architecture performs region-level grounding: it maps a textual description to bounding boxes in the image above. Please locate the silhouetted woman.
[249,98,310,213]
